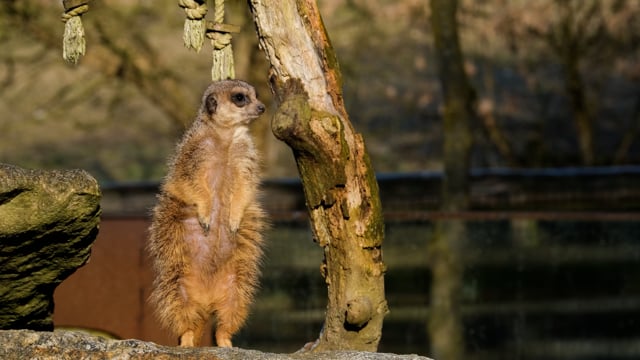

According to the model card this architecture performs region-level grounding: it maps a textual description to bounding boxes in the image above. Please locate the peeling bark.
[248,1,387,352]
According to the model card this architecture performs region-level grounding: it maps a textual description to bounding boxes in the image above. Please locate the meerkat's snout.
[248,95,265,118]
[245,100,265,121]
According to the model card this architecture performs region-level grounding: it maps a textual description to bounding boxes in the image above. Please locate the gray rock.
[0,164,101,331]
[0,330,432,359]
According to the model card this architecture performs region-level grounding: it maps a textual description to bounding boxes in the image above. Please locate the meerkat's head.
[199,80,265,127]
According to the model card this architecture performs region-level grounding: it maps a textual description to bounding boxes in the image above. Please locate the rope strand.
[179,0,208,52]
[61,2,89,64]
[207,0,235,81]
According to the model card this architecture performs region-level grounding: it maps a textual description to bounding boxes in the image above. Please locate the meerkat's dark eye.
[231,93,248,107]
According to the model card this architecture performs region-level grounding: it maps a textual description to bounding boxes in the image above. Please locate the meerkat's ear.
[205,94,217,115]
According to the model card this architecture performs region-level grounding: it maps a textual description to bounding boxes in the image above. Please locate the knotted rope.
[206,0,237,81]
[61,0,89,64]
[179,0,208,52]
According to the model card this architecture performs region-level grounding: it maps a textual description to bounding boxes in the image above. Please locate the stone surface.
[0,164,101,331]
[0,330,432,360]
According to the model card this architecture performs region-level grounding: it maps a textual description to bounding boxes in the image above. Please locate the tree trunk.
[549,0,597,166]
[247,1,387,352]
[429,0,474,359]
[562,51,594,166]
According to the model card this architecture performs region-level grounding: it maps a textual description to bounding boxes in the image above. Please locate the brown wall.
[53,216,213,346]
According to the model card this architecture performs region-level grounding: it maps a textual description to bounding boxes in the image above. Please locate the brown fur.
[147,80,267,347]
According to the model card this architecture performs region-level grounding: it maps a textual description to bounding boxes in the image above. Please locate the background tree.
[527,0,601,165]
[428,0,475,359]
[509,0,640,166]
[247,0,388,352]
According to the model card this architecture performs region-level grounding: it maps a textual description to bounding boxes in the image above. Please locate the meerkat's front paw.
[195,202,211,235]
[198,215,211,235]
[228,207,241,233]
[229,217,240,234]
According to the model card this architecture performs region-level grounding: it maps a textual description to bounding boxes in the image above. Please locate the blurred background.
[2,0,640,359]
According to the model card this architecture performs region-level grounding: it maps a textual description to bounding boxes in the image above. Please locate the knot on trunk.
[345,296,373,329]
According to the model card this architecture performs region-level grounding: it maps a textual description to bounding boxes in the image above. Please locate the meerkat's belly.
[180,260,237,310]
[181,166,235,268]
[182,217,212,265]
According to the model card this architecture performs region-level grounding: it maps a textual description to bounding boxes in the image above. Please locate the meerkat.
[147,79,267,348]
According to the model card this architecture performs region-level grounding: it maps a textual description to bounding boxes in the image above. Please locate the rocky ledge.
[0,330,432,360]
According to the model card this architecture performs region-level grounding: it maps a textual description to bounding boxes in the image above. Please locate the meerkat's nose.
[257,103,266,114]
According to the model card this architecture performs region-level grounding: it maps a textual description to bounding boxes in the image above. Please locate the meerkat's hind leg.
[213,300,244,348]
[215,332,233,348]
[179,330,196,347]
[178,323,206,347]
[212,267,258,348]
[177,310,207,347]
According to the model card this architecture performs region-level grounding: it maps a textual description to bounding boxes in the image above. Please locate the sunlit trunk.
[248,0,388,351]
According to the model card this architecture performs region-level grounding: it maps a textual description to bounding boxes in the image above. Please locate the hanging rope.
[206,0,238,81]
[61,0,89,65]
[179,0,208,52]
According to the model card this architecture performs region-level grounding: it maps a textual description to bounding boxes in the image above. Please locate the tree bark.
[428,0,474,359]
[247,1,387,352]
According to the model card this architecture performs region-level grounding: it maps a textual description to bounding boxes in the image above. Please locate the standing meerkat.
[148,79,267,347]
